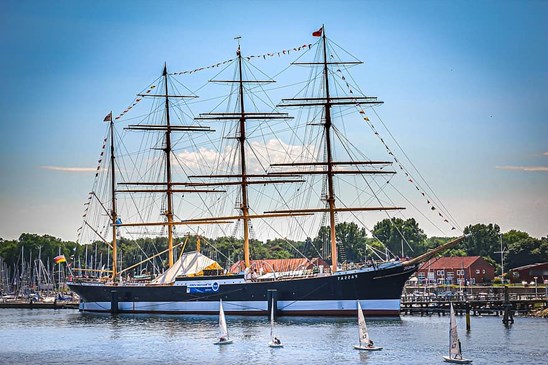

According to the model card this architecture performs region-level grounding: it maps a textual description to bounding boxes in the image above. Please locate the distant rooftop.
[418,256,485,270]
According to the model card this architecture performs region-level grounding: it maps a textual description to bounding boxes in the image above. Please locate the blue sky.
[0,0,546,241]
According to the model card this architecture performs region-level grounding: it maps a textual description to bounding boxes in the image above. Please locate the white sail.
[268,299,283,347]
[270,299,275,340]
[449,303,460,357]
[218,299,229,340]
[442,302,472,362]
[357,301,370,347]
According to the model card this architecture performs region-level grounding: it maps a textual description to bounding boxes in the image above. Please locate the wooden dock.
[401,285,547,316]
[0,300,79,310]
[400,298,547,316]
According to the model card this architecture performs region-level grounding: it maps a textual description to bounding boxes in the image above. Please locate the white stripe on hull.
[80,299,400,314]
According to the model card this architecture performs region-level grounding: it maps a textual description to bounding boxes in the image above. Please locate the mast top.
[235,36,242,56]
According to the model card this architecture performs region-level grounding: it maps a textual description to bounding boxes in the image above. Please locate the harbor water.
[0,309,546,364]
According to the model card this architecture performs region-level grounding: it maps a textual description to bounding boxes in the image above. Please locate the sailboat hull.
[68,262,416,316]
[442,356,472,364]
[353,345,383,351]
[214,339,233,345]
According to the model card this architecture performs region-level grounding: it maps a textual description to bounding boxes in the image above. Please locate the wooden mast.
[236,45,251,268]
[109,113,118,281]
[320,27,339,273]
[275,27,390,273]
[163,63,175,268]
[192,42,295,270]
[122,66,214,268]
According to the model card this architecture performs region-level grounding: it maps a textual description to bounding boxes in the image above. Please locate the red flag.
[103,112,112,122]
[312,27,323,37]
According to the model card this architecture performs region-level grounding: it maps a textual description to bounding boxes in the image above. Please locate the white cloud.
[496,165,548,172]
[40,166,98,172]
[544,152,548,156]
[175,138,314,173]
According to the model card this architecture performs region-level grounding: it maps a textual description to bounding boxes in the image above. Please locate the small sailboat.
[442,303,472,363]
[214,299,233,345]
[353,301,382,351]
[268,299,283,348]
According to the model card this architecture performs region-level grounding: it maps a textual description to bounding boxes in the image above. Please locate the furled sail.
[151,251,222,284]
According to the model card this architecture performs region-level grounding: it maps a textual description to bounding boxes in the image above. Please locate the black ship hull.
[68,262,417,316]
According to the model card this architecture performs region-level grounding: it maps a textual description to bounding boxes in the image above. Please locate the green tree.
[311,226,330,260]
[423,236,454,256]
[308,223,369,263]
[335,222,368,263]
[462,223,501,261]
[299,237,323,259]
[372,218,426,258]
[506,236,548,269]
[210,236,243,268]
[0,238,18,267]
[264,238,293,259]
[503,230,530,245]
[499,230,531,273]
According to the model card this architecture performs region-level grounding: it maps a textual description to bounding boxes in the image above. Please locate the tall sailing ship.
[68,27,464,316]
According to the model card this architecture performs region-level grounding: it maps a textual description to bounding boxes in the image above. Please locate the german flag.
[54,255,67,264]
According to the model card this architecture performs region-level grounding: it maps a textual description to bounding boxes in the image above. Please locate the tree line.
[1,220,546,277]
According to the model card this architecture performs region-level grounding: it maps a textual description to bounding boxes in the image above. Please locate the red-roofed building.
[508,262,548,284]
[229,257,330,275]
[417,256,495,285]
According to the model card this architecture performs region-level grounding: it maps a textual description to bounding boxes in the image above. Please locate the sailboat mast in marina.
[68,27,466,316]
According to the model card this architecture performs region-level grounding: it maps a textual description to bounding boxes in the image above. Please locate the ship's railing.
[256,269,321,282]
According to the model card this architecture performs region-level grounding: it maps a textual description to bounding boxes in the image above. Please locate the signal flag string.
[334,67,458,232]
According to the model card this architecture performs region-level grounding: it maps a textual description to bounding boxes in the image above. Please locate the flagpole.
[66,261,74,278]
[58,247,61,292]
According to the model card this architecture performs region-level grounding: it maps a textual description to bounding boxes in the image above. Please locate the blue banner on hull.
[186,281,220,294]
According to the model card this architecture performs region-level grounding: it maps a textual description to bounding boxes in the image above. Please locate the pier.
[0,299,79,310]
[401,285,547,316]
[400,297,546,316]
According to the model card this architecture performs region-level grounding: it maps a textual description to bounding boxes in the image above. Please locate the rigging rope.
[330,62,461,234]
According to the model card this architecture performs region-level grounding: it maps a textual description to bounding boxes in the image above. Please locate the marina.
[1,2,547,364]
[0,308,546,364]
